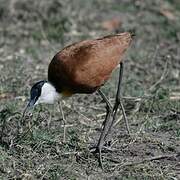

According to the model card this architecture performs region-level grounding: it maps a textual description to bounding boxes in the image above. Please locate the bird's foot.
[89,141,116,168]
[90,145,103,168]
[89,141,113,153]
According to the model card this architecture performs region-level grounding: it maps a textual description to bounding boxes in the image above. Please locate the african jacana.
[23,32,132,167]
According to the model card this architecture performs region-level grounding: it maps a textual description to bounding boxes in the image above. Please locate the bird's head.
[23,80,59,113]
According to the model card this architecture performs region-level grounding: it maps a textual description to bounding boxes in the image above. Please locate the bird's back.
[48,32,132,94]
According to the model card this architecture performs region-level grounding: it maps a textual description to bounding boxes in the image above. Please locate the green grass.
[0,0,180,179]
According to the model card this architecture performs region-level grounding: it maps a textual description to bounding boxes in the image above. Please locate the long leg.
[58,101,66,142]
[107,62,130,136]
[96,89,113,168]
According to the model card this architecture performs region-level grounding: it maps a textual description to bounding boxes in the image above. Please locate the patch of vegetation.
[0,0,179,179]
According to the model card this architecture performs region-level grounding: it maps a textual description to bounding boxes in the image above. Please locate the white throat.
[35,82,59,105]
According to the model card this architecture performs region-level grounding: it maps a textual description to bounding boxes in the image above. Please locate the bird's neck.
[37,82,60,104]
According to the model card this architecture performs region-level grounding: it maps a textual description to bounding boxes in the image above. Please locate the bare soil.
[0,0,180,179]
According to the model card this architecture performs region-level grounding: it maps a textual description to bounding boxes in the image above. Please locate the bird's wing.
[48,32,132,93]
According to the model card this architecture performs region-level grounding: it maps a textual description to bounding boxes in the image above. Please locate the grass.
[0,0,180,179]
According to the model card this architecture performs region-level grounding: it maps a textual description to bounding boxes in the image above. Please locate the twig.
[60,124,74,128]
[149,60,169,92]
[96,112,106,118]
[61,151,83,155]
[151,45,159,65]
[63,103,92,122]
[121,153,178,167]
[106,153,179,168]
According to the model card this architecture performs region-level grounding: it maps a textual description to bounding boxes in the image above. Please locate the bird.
[23,32,132,167]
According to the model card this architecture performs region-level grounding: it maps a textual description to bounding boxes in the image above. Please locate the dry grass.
[0,0,180,179]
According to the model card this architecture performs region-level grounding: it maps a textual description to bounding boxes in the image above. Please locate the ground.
[0,0,180,179]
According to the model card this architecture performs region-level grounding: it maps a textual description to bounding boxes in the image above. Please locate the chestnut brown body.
[48,32,132,94]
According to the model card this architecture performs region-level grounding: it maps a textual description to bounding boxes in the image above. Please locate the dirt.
[0,0,180,179]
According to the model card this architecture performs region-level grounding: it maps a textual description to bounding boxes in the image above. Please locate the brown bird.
[23,32,132,167]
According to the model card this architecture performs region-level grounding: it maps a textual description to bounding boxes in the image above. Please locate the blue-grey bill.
[21,99,35,122]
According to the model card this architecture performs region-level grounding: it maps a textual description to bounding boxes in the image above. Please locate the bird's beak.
[21,98,36,121]
[28,98,37,108]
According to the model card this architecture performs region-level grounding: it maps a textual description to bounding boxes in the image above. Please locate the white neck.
[35,82,59,105]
